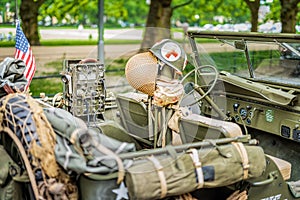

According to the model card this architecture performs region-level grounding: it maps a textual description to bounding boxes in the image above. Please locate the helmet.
[149,39,187,73]
[125,52,158,96]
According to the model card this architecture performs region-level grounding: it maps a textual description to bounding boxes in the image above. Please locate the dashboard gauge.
[239,108,248,120]
[233,103,239,112]
[246,118,251,125]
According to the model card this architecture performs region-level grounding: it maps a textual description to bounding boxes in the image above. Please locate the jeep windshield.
[186,31,300,88]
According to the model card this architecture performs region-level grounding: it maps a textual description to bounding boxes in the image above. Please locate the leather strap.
[147,155,167,198]
[3,84,15,94]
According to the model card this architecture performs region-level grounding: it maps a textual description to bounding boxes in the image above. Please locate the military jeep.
[0,31,300,200]
[108,31,300,199]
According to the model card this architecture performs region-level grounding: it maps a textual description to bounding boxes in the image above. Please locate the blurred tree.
[39,0,144,27]
[15,0,300,46]
[140,0,192,51]
[218,0,250,24]
[265,0,281,21]
[40,0,97,25]
[265,0,299,33]
[244,0,260,32]
[21,0,96,45]
[172,0,250,27]
[280,0,300,33]
[20,0,45,45]
[123,1,149,26]
[23,0,131,45]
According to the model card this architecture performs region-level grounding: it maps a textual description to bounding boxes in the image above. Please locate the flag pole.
[14,4,36,91]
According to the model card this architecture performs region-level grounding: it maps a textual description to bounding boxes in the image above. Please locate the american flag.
[14,22,36,90]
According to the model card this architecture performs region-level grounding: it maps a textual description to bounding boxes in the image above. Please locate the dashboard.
[201,72,300,143]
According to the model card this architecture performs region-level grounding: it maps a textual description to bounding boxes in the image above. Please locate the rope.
[0,93,78,199]
[226,190,248,200]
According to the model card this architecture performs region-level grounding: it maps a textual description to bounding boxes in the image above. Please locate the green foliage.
[38,0,149,27]
[124,1,149,26]
[39,0,97,25]
[172,0,250,26]
[220,0,250,23]
[2,0,299,31]
[265,0,300,24]
[0,41,15,47]
[35,0,254,29]
[264,0,281,22]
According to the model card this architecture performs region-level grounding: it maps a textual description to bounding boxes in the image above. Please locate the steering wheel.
[179,64,219,107]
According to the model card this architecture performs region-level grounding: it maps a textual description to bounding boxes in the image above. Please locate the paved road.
[0,28,145,40]
[0,44,141,93]
[0,44,141,66]
[0,27,184,40]
[0,45,142,92]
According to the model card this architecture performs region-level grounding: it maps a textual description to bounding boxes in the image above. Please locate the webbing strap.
[62,138,73,170]
[92,141,125,184]
[188,148,204,188]
[70,128,89,157]
[161,107,166,147]
[148,98,154,140]
[147,156,167,198]
[70,128,82,144]
[232,142,249,180]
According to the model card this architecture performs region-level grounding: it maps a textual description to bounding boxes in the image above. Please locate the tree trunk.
[280,0,300,33]
[140,0,173,52]
[244,0,260,32]
[20,0,45,45]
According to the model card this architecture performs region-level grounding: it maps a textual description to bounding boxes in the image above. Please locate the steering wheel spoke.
[179,65,219,107]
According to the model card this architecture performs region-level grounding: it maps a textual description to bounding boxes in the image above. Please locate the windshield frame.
[187,31,300,88]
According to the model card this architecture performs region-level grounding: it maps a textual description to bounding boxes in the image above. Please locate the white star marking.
[112,182,129,200]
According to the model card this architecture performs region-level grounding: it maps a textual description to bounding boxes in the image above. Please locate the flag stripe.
[14,22,36,90]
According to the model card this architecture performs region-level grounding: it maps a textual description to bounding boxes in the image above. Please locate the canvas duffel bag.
[125,141,266,200]
[0,58,28,98]
[0,145,26,200]
[43,107,136,184]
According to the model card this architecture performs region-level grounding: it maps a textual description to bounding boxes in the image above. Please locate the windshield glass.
[186,32,300,87]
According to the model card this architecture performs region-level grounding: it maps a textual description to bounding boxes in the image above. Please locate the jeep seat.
[116,92,152,146]
[179,113,243,143]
